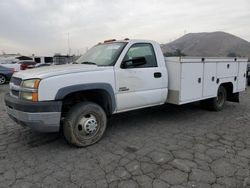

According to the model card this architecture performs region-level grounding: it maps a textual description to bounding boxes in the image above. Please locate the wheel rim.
[216,90,225,107]
[0,75,6,84]
[74,113,100,141]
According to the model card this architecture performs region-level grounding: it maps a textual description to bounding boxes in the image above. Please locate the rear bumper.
[5,93,62,132]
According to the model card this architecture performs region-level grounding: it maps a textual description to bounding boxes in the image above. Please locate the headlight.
[20,79,40,101]
[20,92,33,101]
[22,79,40,89]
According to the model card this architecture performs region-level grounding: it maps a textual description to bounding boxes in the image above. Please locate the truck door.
[115,43,163,112]
[237,62,247,91]
[180,63,203,102]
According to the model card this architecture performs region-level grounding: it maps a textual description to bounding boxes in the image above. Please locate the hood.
[13,64,110,80]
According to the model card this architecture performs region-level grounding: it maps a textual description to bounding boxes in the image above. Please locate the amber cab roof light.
[104,39,116,43]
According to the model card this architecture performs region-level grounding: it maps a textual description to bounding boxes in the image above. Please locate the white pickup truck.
[5,39,248,147]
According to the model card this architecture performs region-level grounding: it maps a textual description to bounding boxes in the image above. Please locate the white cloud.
[0,0,249,55]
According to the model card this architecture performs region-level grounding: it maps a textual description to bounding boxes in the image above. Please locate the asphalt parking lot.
[0,84,250,188]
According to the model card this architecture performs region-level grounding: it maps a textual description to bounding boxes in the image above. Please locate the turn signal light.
[32,92,39,102]
[34,80,41,89]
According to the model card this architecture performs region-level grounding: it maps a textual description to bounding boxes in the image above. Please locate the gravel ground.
[0,84,250,188]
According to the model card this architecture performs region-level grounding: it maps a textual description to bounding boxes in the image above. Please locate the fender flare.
[55,83,116,113]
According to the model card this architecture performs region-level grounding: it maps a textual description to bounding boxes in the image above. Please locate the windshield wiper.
[80,61,96,65]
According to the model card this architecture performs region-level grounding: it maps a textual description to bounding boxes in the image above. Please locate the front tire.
[0,74,6,85]
[63,102,107,147]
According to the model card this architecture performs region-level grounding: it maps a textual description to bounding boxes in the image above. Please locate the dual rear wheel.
[200,86,227,111]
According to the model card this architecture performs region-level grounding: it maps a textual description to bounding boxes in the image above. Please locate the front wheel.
[206,86,227,111]
[63,102,107,147]
[0,74,6,85]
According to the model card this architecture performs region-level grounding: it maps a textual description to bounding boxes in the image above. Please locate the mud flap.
[227,92,239,103]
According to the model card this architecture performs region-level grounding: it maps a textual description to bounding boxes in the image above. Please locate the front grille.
[10,77,22,86]
[10,77,22,98]
[11,90,19,97]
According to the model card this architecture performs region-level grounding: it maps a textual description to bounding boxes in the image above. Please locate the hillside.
[161,32,250,58]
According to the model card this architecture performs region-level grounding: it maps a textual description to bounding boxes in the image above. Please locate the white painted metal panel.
[237,62,247,91]
[39,67,116,101]
[203,63,217,97]
[180,63,203,102]
[165,61,181,91]
[217,62,238,78]
[114,40,167,112]
[115,67,163,111]
[116,88,165,112]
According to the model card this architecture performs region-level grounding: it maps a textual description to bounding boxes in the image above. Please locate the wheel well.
[220,82,233,95]
[220,82,237,101]
[61,89,113,117]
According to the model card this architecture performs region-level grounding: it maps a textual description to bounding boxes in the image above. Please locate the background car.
[18,60,37,70]
[0,63,20,71]
[0,65,14,85]
[35,63,51,68]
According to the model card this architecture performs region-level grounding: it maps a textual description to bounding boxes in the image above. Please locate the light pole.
[68,33,71,56]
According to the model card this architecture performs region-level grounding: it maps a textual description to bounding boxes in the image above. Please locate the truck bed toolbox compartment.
[165,57,248,105]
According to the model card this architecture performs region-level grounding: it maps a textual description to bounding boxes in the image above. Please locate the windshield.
[76,42,127,66]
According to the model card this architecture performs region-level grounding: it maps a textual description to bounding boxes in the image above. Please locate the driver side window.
[123,43,157,68]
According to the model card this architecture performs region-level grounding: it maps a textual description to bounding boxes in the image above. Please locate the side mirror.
[121,57,147,68]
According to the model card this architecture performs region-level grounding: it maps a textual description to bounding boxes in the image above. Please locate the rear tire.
[63,102,107,147]
[0,74,6,85]
[206,86,227,111]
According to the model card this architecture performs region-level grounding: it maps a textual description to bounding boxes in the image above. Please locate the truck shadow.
[23,102,201,148]
[20,100,236,148]
[106,102,204,132]
[26,132,61,148]
[2,85,247,149]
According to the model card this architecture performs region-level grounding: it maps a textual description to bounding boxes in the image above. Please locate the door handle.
[154,72,162,78]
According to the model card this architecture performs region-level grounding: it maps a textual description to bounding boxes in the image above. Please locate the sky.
[0,0,249,56]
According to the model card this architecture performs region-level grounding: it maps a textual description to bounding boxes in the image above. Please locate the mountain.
[161,31,250,58]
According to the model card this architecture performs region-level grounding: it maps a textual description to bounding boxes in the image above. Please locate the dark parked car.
[18,60,37,70]
[247,63,250,85]
[0,65,14,85]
